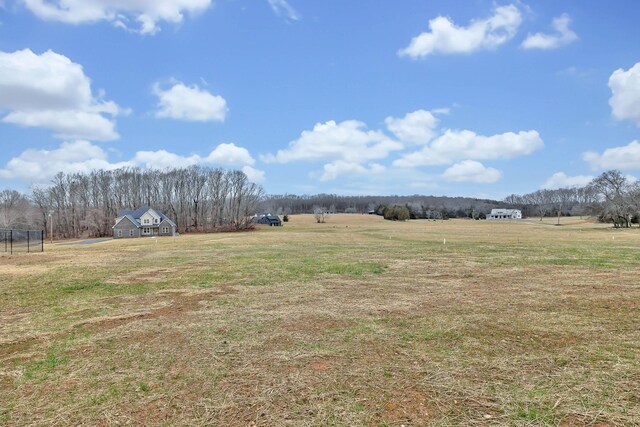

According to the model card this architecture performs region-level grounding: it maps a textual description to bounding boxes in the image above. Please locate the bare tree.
[524,189,551,221]
[590,170,633,228]
[313,206,329,223]
[0,190,30,229]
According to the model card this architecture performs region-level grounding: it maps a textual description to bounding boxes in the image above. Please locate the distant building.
[113,207,177,238]
[253,213,282,226]
[487,209,522,220]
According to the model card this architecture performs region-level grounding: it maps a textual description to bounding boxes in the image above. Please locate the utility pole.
[49,211,53,243]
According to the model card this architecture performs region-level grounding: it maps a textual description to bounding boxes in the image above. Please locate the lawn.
[1,215,639,426]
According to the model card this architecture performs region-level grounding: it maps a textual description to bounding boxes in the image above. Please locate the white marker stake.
[443,238,446,245]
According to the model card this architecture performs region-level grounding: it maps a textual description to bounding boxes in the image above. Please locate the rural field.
[1,214,639,426]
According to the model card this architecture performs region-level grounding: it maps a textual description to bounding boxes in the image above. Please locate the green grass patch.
[21,344,70,382]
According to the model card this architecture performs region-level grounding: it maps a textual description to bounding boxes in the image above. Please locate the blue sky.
[0,0,639,199]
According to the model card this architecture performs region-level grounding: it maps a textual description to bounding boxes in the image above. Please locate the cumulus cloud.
[261,120,402,181]
[205,143,254,165]
[0,141,262,183]
[241,166,266,183]
[3,110,118,141]
[262,120,402,164]
[0,141,130,181]
[442,160,502,183]
[583,140,640,170]
[20,0,212,34]
[132,150,201,169]
[319,161,385,182]
[541,172,594,189]
[154,82,227,122]
[394,129,544,167]
[0,49,122,141]
[608,62,640,125]
[133,142,255,169]
[398,5,522,59]
[267,0,300,21]
[262,113,544,183]
[385,109,439,145]
[521,14,578,49]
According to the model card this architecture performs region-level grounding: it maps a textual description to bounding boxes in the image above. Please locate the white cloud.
[583,140,640,170]
[133,143,255,169]
[385,109,439,145]
[241,165,266,183]
[521,14,578,50]
[0,141,130,181]
[442,160,502,183]
[608,62,640,125]
[154,82,227,122]
[20,0,212,34]
[0,141,258,183]
[0,49,122,141]
[267,0,300,21]
[132,150,201,169]
[262,119,402,164]
[394,129,544,167]
[205,143,255,165]
[319,161,385,181]
[3,109,118,141]
[541,172,594,189]
[261,120,402,182]
[398,5,522,59]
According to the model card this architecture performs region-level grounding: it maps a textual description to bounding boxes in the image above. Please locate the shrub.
[383,205,410,221]
[283,215,289,222]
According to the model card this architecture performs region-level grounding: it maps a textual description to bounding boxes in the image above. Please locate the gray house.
[253,213,282,226]
[113,207,177,238]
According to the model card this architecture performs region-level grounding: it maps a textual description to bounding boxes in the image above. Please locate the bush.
[383,205,410,221]
[283,215,289,222]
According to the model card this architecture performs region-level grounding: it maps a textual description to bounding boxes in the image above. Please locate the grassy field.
[1,214,639,426]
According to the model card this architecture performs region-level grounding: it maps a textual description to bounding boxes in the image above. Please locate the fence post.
[42,230,44,253]
[10,229,12,255]
[27,230,30,253]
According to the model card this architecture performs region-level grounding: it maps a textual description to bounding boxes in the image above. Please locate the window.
[129,229,134,237]
[117,229,122,237]
[162,227,169,233]
[142,228,150,235]
[143,218,150,224]
[155,218,159,223]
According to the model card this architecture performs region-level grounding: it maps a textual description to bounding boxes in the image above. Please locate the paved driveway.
[63,238,112,245]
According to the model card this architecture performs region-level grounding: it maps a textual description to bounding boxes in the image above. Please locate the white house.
[487,209,522,220]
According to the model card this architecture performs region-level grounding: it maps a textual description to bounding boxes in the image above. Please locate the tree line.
[1,166,263,238]
[504,170,640,228]
[2,168,639,237]
[262,194,504,219]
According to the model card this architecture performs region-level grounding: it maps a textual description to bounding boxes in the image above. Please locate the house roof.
[117,206,163,219]
[159,217,177,227]
[112,214,139,229]
[259,213,281,221]
[114,207,176,228]
[490,209,521,214]
[252,213,281,224]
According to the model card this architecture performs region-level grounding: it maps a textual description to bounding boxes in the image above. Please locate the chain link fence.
[1,229,44,254]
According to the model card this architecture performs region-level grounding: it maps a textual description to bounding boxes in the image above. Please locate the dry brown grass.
[1,214,639,426]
